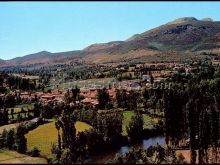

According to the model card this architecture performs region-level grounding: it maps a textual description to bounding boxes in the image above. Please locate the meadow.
[25,121,92,158]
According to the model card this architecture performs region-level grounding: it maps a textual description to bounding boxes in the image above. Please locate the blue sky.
[0,2,220,60]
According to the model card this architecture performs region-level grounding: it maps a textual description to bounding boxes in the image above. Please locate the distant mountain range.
[1,17,220,68]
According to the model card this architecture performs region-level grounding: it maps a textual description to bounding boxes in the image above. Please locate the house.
[108,88,116,99]
[212,60,220,66]
[81,98,99,107]
[41,95,55,101]
[135,64,144,69]
[0,94,5,98]
[117,80,141,90]
[128,66,135,71]
[20,92,31,99]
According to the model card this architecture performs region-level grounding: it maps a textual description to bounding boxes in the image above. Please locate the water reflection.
[88,136,165,163]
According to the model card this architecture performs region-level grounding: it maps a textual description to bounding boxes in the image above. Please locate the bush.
[30,147,40,157]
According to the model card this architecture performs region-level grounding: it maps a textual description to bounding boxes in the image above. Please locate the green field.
[1,103,34,114]
[49,77,115,90]
[6,104,35,120]
[122,72,135,78]
[0,104,35,120]
[0,149,47,164]
[122,111,159,136]
[25,121,92,158]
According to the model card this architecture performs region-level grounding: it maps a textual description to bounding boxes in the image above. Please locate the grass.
[122,72,135,78]
[0,149,47,164]
[25,121,92,158]
[122,111,159,136]
[49,77,115,90]
[147,108,164,117]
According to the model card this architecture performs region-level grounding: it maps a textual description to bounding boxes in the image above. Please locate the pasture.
[25,121,92,158]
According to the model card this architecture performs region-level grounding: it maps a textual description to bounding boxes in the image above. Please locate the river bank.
[86,135,166,164]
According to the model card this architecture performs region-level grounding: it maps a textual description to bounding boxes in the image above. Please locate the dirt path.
[0,150,47,164]
[0,123,19,135]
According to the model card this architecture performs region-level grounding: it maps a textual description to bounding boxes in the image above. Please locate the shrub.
[30,147,40,157]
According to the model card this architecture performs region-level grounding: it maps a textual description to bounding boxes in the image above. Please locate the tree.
[11,108,14,120]
[97,88,110,109]
[126,111,143,140]
[71,86,80,104]
[4,94,16,108]
[6,129,15,149]
[30,147,40,157]
[60,148,76,164]
[143,88,150,108]
[150,72,154,84]
[115,89,127,108]
[14,124,27,154]
[53,110,78,163]
[109,144,186,164]
[127,91,139,110]
[1,129,8,148]
[33,102,41,117]
[95,109,123,143]
[64,89,71,104]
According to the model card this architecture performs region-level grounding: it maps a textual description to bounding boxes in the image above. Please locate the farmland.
[25,121,92,158]
[1,104,35,120]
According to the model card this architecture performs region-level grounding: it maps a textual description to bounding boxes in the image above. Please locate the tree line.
[163,63,220,164]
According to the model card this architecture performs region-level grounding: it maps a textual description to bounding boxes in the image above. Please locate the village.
[0,61,196,108]
[0,58,219,164]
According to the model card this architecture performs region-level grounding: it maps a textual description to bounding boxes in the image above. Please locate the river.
[87,136,165,164]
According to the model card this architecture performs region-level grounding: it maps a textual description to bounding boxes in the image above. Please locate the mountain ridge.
[1,17,220,67]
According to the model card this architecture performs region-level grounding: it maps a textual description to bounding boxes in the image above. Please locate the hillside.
[0,59,5,65]
[1,17,220,67]
[128,17,220,51]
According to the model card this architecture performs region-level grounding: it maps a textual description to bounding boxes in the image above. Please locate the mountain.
[0,59,5,65]
[1,17,220,67]
[9,51,52,65]
[127,17,220,51]
[5,50,87,67]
